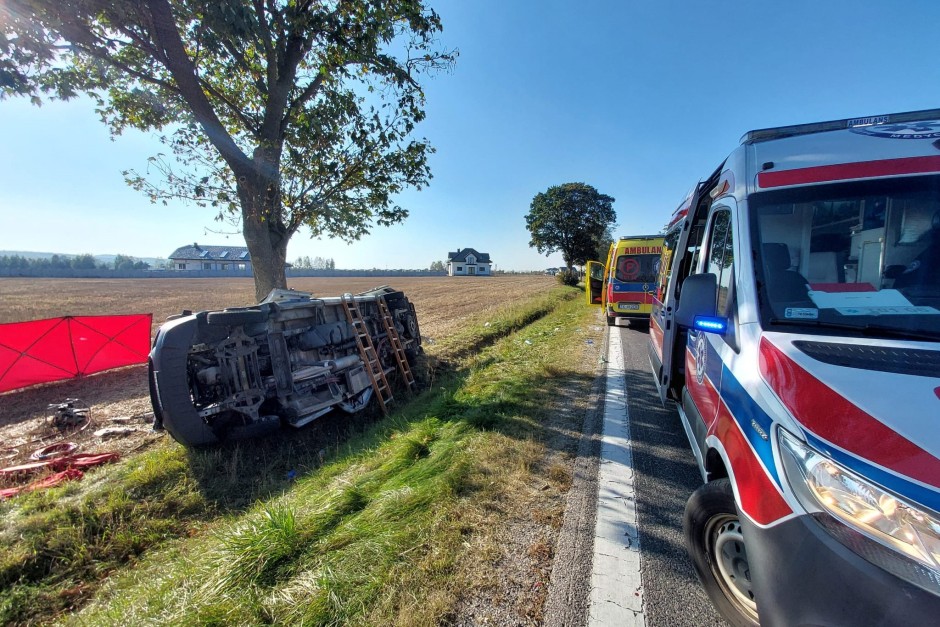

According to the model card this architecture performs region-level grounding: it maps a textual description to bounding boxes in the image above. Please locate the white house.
[446,248,492,276]
[168,243,252,271]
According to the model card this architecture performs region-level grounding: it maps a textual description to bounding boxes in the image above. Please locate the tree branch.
[144,0,250,175]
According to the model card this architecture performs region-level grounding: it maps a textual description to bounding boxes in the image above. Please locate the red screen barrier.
[0,314,152,393]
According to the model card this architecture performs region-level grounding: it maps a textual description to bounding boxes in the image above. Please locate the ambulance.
[585,234,664,325]
[649,109,940,626]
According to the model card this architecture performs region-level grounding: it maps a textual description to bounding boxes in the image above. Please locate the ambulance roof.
[744,108,940,190]
[741,108,940,144]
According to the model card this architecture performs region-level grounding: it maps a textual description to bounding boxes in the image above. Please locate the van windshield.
[751,175,940,340]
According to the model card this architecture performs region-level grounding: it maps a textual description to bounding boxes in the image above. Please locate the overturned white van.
[649,110,940,626]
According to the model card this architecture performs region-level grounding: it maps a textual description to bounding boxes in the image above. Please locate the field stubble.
[0,275,556,466]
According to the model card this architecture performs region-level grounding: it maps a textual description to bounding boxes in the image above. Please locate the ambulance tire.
[606,314,616,326]
[684,478,759,627]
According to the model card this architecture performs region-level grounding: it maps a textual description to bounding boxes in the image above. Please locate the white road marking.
[589,327,645,626]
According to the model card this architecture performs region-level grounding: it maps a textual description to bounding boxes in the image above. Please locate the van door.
[681,203,737,453]
[650,228,680,379]
[586,260,605,306]
[653,184,711,404]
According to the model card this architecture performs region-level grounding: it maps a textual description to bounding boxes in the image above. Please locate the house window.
[177,263,186,270]
[457,266,463,272]
[204,262,212,270]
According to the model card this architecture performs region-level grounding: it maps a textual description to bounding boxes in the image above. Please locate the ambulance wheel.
[606,314,616,326]
[684,478,759,627]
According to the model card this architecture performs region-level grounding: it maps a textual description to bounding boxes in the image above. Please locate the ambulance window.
[706,210,734,314]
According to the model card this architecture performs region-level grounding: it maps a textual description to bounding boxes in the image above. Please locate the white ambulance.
[649,109,940,626]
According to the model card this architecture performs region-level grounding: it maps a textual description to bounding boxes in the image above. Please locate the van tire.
[684,478,759,627]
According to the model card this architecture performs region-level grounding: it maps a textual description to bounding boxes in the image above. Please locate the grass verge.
[0,285,602,625]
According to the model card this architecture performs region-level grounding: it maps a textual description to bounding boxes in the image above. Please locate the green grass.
[0,285,600,625]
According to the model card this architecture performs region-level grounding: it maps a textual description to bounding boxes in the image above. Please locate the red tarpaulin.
[0,314,152,393]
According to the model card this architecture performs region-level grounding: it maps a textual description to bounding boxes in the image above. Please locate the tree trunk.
[243,213,288,302]
[237,170,290,303]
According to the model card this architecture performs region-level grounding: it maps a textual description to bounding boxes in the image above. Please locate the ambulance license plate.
[619,303,640,311]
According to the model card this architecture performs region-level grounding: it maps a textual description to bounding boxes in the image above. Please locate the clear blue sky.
[3,0,940,270]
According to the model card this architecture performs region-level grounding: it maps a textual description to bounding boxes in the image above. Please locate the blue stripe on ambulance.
[688,331,781,488]
[719,361,781,488]
[611,282,649,292]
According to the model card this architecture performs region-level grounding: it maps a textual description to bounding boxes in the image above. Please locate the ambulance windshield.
[752,175,940,339]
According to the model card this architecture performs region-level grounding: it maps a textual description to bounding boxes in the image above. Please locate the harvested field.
[0,275,556,469]
[0,275,554,341]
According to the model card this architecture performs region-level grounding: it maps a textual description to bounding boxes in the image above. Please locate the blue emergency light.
[693,316,728,334]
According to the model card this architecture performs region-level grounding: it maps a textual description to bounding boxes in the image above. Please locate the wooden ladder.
[341,294,393,415]
[377,297,416,391]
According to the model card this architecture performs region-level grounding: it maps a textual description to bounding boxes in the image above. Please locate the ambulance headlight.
[779,429,940,593]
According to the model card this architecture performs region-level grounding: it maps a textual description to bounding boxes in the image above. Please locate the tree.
[593,226,614,264]
[525,182,617,272]
[113,253,149,270]
[1,1,455,301]
[428,259,444,271]
[70,253,99,269]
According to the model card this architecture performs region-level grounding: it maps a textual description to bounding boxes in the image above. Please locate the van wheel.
[684,479,759,627]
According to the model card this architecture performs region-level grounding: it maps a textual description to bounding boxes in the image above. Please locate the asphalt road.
[616,323,725,627]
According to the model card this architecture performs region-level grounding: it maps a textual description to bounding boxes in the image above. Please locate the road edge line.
[588,326,646,626]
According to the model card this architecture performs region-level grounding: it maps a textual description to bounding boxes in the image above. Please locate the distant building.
[168,243,252,271]
[446,248,492,276]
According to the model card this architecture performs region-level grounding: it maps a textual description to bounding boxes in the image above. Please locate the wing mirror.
[675,273,727,334]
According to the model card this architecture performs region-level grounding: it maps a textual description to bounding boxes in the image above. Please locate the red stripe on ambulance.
[757,155,940,188]
[712,406,792,525]
[759,338,940,488]
[686,345,792,524]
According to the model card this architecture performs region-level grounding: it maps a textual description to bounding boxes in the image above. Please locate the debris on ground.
[93,426,139,439]
[0,451,121,500]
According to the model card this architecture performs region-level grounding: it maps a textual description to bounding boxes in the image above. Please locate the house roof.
[169,243,251,261]
[446,248,491,263]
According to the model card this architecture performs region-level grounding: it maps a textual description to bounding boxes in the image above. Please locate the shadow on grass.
[181,356,596,513]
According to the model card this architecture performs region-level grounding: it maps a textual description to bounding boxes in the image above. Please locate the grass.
[0,284,602,625]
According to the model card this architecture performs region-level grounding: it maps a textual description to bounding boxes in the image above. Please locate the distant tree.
[71,253,99,270]
[309,256,335,270]
[1,0,456,301]
[525,182,617,272]
[113,254,145,271]
[429,260,445,271]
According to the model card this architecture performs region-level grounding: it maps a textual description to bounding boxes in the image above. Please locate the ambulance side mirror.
[676,273,727,334]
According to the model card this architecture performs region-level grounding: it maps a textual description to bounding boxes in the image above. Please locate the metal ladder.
[377,297,416,391]
[341,294,393,415]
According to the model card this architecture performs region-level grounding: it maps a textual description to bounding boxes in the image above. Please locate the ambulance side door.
[653,185,709,404]
[682,200,738,459]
